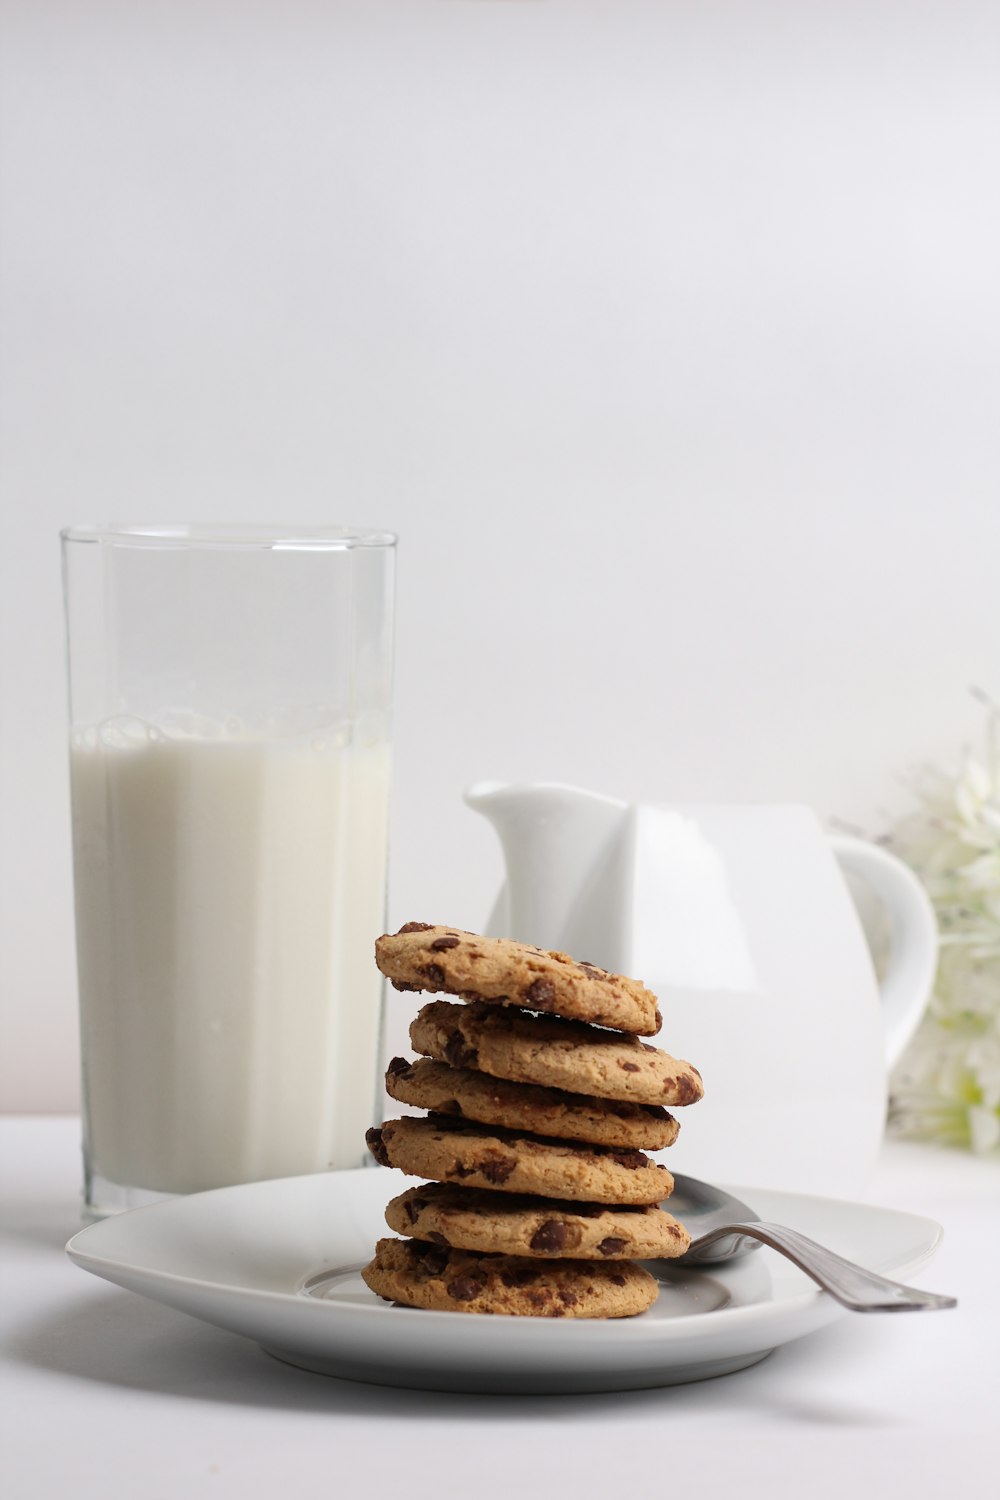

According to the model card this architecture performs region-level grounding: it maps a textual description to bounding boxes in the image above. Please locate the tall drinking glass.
[61,524,395,1217]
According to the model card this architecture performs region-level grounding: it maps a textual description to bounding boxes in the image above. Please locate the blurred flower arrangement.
[888,695,1000,1153]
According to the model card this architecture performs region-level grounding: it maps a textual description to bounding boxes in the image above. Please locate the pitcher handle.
[829,834,938,1069]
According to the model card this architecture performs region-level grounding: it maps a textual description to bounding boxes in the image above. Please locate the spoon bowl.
[667,1174,763,1265]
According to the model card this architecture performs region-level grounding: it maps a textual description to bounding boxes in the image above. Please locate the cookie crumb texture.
[362,1238,659,1318]
[371,1115,674,1204]
[362,921,706,1319]
[385,1183,691,1260]
[375,924,662,1037]
[385,1055,679,1150]
[410,1000,704,1108]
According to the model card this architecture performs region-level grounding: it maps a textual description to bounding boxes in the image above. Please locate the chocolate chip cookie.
[366,1116,673,1204]
[362,1237,659,1317]
[385,1184,691,1260]
[410,1000,704,1108]
[375,923,661,1036]
[384,1056,679,1150]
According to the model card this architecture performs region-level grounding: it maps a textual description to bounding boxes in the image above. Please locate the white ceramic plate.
[66,1167,945,1394]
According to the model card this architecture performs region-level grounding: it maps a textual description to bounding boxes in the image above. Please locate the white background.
[2,0,999,1112]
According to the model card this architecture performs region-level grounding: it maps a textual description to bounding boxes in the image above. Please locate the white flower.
[888,705,1000,1154]
[969,1107,1000,1153]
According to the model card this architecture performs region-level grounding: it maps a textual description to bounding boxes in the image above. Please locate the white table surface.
[2,1117,996,1500]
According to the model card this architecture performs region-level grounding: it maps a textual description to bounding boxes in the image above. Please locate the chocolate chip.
[654,1008,663,1031]
[618,1060,640,1073]
[525,978,556,1009]
[386,1057,413,1078]
[558,1289,579,1307]
[451,1161,474,1178]
[596,1236,628,1257]
[427,1230,449,1246]
[424,963,446,986]
[365,1126,390,1166]
[610,1274,626,1287]
[609,1149,647,1170]
[480,1153,517,1184]
[399,922,433,933]
[404,1195,426,1224]
[529,1220,568,1253]
[673,1067,703,1104]
[416,1245,449,1276]
[447,1273,485,1302]
[430,936,461,951]
[444,1033,479,1071]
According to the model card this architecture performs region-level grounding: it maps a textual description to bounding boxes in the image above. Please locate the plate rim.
[65,1169,947,1342]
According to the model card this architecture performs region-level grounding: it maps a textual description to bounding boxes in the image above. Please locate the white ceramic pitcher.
[465,782,938,1197]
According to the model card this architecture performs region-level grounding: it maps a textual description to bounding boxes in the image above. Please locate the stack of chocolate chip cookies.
[362,923,704,1319]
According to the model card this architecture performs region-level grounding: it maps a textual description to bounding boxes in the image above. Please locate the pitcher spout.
[463,780,628,954]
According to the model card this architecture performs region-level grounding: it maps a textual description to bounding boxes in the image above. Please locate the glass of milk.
[61,524,395,1218]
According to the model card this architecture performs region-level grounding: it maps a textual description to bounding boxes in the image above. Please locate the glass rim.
[60,523,397,551]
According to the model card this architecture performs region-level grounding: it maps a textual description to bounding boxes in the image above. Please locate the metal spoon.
[662,1174,957,1313]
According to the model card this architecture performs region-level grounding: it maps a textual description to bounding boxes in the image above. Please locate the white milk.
[69,722,390,1195]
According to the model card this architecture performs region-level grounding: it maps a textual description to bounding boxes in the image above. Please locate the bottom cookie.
[361,1237,659,1318]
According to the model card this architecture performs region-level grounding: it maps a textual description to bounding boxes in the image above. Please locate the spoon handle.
[692,1222,957,1312]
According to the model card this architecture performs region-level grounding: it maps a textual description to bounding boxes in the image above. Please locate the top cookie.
[375,923,662,1037]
